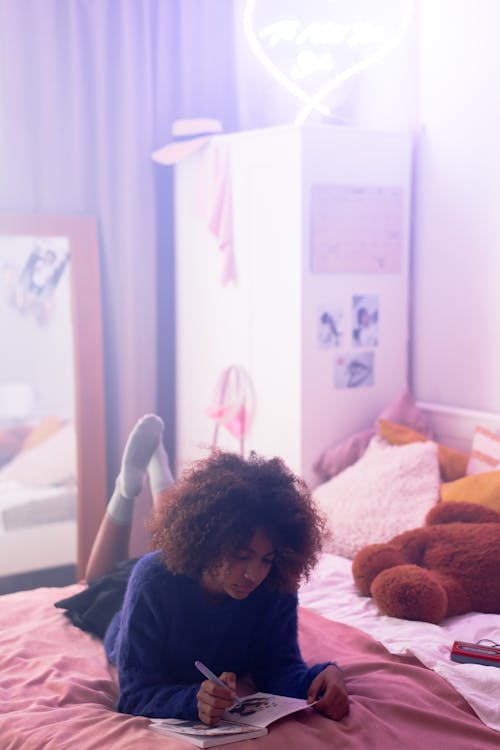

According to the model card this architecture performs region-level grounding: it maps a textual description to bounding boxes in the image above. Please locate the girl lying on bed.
[56,415,348,726]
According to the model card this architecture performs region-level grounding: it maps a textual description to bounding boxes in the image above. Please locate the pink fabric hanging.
[196,141,236,285]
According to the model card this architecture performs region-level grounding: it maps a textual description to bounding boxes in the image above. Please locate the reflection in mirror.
[0,215,106,588]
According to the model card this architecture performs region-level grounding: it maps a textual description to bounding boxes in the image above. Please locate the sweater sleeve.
[251,593,333,698]
[110,557,199,720]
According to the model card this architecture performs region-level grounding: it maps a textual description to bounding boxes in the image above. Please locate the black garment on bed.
[54,558,138,639]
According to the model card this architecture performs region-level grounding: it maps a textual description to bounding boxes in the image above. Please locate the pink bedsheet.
[0,584,499,749]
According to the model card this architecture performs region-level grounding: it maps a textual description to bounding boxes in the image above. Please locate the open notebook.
[149,692,315,748]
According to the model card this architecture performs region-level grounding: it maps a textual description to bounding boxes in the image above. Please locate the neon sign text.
[259,21,387,51]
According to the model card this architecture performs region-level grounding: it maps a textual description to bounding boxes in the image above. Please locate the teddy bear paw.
[371,564,448,624]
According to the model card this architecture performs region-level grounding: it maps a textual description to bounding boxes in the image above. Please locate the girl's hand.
[197,671,237,726]
[307,665,349,720]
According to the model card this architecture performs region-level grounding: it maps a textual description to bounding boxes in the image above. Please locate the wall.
[412,0,500,411]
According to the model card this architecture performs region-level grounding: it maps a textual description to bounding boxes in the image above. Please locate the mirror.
[0,214,106,581]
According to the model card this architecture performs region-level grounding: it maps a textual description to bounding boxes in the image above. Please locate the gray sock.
[148,441,175,494]
[106,480,135,525]
[106,414,164,524]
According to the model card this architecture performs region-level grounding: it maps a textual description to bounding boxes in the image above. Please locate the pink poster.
[310,183,403,274]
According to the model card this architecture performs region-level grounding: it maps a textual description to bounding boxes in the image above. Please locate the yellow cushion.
[377,419,468,482]
[377,420,424,446]
[21,415,63,452]
[440,470,500,513]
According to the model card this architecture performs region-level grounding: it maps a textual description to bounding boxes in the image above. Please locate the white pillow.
[466,425,500,474]
[0,421,76,487]
[313,436,440,559]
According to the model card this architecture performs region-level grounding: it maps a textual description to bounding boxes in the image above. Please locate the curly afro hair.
[148,450,326,593]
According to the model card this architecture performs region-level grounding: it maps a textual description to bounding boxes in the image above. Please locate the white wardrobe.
[174,124,413,488]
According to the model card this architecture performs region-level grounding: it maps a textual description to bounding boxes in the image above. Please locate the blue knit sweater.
[104,551,331,719]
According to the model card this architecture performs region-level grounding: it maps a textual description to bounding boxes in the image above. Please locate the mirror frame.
[0,213,106,579]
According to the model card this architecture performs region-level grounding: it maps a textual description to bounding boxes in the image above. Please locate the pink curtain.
[0,0,239,555]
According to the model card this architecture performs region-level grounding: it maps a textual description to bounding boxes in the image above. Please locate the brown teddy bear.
[351,501,500,624]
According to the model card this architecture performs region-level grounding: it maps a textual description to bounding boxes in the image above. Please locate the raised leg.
[84,414,165,583]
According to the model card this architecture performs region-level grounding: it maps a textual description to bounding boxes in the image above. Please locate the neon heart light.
[243,0,414,125]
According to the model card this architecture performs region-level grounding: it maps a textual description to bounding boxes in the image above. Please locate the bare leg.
[84,515,132,584]
[84,414,164,583]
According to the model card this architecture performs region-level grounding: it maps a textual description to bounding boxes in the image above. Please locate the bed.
[1,399,499,749]
[0,419,77,581]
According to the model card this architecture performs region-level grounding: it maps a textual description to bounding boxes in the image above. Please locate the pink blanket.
[0,584,498,749]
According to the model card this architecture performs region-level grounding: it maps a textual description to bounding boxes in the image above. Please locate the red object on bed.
[0,584,498,749]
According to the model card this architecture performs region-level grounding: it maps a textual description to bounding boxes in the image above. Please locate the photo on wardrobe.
[352,294,379,348]
[317,305,344,348]
[335,352,375,389]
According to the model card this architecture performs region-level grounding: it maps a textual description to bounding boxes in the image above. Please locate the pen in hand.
[194,660,243,706]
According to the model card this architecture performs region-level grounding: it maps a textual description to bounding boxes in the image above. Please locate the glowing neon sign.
[243,0,414,125]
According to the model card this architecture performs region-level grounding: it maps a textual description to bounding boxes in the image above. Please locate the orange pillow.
[21,414,63,452]
[440,470,500,513]
[377,419,468,482]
